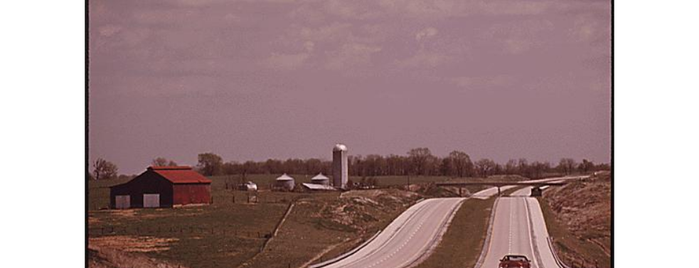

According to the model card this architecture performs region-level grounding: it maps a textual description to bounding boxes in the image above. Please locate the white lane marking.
[523,197,541,268]
[330,200,434,268]
[364,199,449,268]
[508,198,513,254]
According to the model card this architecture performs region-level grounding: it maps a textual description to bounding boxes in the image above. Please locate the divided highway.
[477,187,560,268]
[315,186,508,268]
[314,176,585,268]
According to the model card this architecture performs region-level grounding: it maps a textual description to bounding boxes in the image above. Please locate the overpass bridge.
[435,180,570,196]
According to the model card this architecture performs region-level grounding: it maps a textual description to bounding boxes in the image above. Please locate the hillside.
[541,171,611,268]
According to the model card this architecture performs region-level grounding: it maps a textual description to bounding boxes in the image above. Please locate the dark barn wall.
[110,171,174,208]
[173,183,211,205]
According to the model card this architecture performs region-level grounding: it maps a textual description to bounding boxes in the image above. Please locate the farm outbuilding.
[110,166,212,209]
[302,183,337,191]
[310,173,330,185]
[274,173,295,191]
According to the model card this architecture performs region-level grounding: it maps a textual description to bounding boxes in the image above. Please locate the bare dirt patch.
[90,236,179,253]
[88,236,184,268]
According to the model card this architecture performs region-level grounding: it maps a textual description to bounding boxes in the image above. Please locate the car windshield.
[506,256,527,261]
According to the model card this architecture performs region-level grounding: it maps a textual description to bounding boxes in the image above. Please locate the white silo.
[332,143,348,189]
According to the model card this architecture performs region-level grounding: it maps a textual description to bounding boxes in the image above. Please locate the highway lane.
[316,186,511,268]
[316,178,582,268]
[322,197,465,268]
[477,187,559,268]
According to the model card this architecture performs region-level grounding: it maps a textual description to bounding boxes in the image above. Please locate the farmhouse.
[110,166,212,209]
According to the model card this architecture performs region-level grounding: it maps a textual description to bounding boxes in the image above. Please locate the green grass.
[537,197,611,268]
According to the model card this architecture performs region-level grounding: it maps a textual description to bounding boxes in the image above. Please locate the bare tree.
[407,148,433,176]
[578,159,594,174]
[530,161,551,179]
[504,159,518,175]
[517,158,530,177]
[558,158,577,175]
[92,158,118,180]
[447,150,473,178]
[475,158,496,178]
[151,157,178,167]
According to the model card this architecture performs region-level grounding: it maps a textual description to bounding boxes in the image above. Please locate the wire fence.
[88,225,273,240]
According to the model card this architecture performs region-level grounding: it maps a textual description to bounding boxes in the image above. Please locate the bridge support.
[530,186,542,197]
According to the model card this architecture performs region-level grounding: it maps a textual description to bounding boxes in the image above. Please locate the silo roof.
[311,173,330,181]
[333,143,348,151]
[276,173,295,181]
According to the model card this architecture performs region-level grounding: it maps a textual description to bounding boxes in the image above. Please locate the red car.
[499,255,531,268]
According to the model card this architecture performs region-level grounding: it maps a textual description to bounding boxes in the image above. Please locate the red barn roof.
[148,166,212,184]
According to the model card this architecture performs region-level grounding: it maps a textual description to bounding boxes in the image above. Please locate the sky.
[89,0,611,175]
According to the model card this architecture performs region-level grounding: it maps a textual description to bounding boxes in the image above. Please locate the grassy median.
[415,188,520,268]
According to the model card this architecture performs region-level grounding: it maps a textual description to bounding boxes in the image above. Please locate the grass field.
[88,174,341,267]
[88,175,445,268]
[87,173,529,267]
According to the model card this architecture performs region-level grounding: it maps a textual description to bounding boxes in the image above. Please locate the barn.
[110,166,212,209]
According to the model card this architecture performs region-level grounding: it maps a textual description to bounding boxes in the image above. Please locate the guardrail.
[547,237,571,268]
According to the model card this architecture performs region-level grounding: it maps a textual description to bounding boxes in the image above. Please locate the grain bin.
[311,173,330,186]
[275,173,295,191]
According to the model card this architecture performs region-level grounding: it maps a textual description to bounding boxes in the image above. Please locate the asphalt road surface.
[322,197,464,268]
[477,187,560,268]
[319,186,511,268]
[318,177,586,268]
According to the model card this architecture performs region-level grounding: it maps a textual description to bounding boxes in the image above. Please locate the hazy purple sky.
[89,0,611,174]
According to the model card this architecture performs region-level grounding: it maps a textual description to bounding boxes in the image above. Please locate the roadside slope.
[540,172,611,268]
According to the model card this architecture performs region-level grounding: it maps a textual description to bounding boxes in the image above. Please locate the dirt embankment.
[543,171,611,267]
[242,188,421,268]
[88,236,184,268]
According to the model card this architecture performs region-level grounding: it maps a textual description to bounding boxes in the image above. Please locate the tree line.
[90,148,610,180]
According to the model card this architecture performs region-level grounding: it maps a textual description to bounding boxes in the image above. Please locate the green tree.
[196,153,223,176]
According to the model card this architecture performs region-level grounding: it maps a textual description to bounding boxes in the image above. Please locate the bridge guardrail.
[547,237,571,268]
